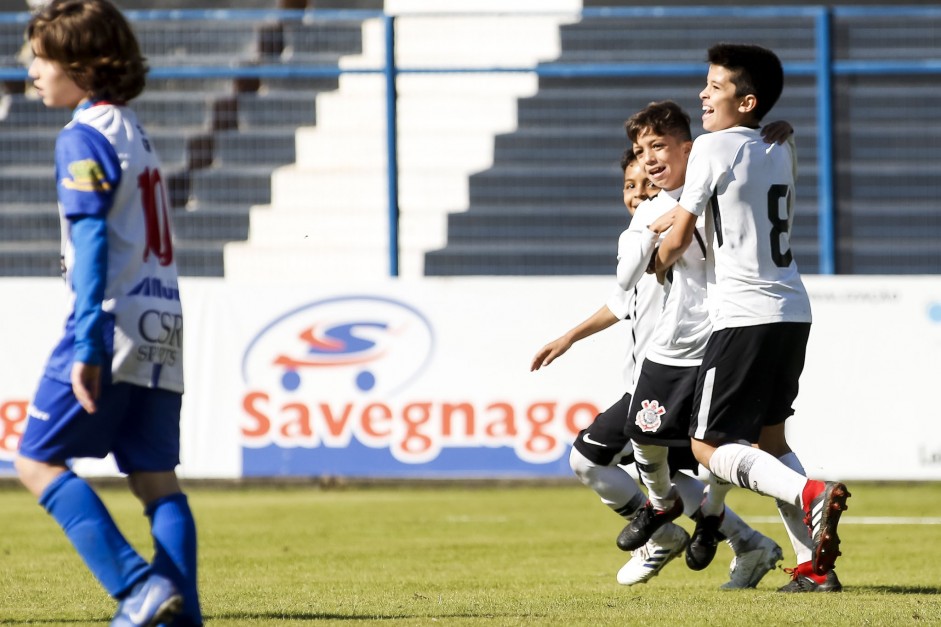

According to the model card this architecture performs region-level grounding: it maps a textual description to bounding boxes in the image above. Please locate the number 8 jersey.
[46,102,184,393]
[677,126,811,331]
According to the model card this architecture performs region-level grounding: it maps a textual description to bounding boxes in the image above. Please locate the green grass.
[2,481,941,625]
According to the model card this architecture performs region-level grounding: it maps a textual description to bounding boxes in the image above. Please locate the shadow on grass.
[208,612,512,621]
[849,585,941,595]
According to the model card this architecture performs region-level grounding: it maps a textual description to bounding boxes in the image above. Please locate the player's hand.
[655,265,670,284]
[648,207,679,234]
[762,120,794,145]
[71,361,101,414]
[530,337,572,371]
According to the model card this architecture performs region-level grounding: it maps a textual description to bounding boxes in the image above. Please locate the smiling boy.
[650,43,850,591]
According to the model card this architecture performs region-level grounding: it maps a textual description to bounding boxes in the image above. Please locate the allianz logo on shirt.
[128,277,181,301]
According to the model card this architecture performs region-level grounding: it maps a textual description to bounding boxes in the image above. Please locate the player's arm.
[616,209,659,291]
[56,125,120,413]
[761,120,794,145]
[530,305,619,371]
[650,205,697,273]
[70,216,108,413]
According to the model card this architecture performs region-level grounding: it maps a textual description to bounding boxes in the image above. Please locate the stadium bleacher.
[423,9,940,276]
[0,0,376,276]
[0,2,938,277]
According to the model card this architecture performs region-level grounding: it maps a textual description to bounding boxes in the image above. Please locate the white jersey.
[605,269,661,394]
[679,126,811,330]
[627,187,711,367]
[48,103,184,393]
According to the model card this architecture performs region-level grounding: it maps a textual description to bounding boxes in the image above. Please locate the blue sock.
[39,470,149,598]
[147,493,202,625]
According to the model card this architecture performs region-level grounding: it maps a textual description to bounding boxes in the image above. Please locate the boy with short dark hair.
[651,42,850,592]
[614,101,786,585]
[534,113,789,589]
[15,1,202,624]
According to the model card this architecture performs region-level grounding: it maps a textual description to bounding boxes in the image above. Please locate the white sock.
[777,451,813,564]
[708,443,806,507]
[672,471,705,517]
[701,472,736,517]
[569,447,646,519]
[631,441,675,510]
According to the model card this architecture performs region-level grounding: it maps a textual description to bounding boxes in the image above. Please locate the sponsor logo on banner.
[238,294,599,475]
[0,399,28,467]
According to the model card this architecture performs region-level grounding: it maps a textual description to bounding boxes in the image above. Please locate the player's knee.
[13,455,34,485]
[127,470,181,506]
[14,455,61,498]
[690,439,715,468]
[569,447,597,484]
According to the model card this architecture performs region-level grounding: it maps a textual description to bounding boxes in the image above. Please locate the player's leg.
[569,447,646,520]
[15,377,151,599]
[619,362,699,551]
[758,337,843,592]
[115,387,202,626]
[691,324,850,577]
[570,393,646,521]
[612,453,690,585]
[570,394,684,586]
[670,467,781,583]
[758,424,815,573]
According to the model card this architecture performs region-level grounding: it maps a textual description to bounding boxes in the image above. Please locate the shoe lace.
[632,543,652,561]
[783,566,799,581]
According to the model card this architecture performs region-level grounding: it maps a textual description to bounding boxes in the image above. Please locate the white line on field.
[749,516,941,525]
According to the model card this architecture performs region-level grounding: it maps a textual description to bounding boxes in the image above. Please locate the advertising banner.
[2,275,940,480]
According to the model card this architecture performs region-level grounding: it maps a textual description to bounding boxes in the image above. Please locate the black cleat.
[617,497,684,552]
[685,509,724,571]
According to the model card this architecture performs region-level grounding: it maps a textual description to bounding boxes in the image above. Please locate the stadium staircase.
[0,0,378,277]
[223,0,581,281]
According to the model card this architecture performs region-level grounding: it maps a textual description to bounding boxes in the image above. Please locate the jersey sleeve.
[70,215,109,365]
[605,282,633,320]
[616,206,659,291]
[786,134,798,184]
[678,135,722,217]
[55,123,122,219]
[56,123,120,366]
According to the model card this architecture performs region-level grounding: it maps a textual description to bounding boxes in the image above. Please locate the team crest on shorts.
[635,399,666,433]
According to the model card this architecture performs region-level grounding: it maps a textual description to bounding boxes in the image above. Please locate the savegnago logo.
[0,399,28,462]
[238,294,601,465]
[241,295,435,397]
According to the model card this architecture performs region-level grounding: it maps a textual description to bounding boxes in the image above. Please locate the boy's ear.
[738,94,758,114]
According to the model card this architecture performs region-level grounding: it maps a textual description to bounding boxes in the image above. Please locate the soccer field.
[3,480,940,626]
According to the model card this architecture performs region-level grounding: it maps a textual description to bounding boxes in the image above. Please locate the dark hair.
[27,0,148,102]
[619,148,636,172]
[706,43,783,121]
[625,100,692,144]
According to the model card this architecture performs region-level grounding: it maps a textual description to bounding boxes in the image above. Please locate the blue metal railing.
[3,6,938,276]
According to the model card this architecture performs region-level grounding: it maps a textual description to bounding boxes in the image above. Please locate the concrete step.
[270,165,469,211]
[294,127,493,171]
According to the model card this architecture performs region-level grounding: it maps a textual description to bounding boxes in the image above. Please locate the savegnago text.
[241,391,601,464]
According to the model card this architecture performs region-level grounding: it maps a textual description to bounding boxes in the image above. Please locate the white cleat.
[720,534,783,589]
[617,522,689,586]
